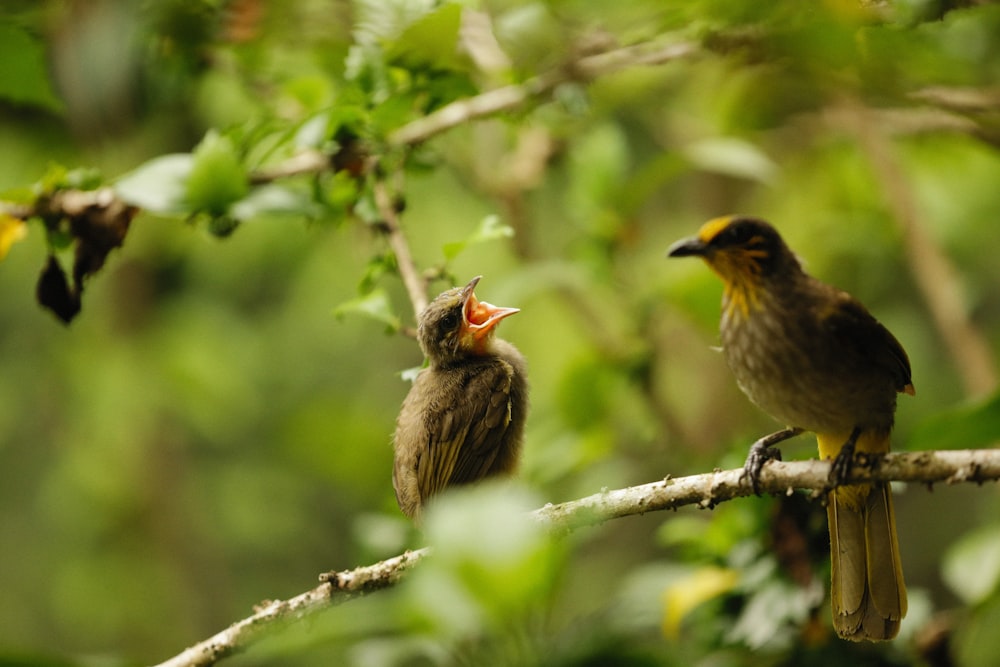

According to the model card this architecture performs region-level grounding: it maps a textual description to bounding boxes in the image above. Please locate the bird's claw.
[828,446,855,489]
[825,427,861,491]
[741,440,783,495]
[739,427,803,495]
[827,448,854,487]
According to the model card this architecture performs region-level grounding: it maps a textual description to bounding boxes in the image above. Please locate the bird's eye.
[721,222,754,246]
[441,310,460,330]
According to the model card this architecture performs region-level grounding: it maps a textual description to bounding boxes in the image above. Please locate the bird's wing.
[418,361,514,497]
[449,366,514,483]
[418,406,472,499]
[823,293,914,394]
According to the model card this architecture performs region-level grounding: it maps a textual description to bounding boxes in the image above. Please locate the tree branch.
[534,449,1000,530]
[248,148,330,184]
[387,39,698,147]
[153,548,429,667]
[372,174,428,318]
[153,449,1000,667]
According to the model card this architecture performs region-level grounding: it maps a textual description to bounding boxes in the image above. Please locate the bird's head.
[667,216,798,278]
[417,276,520,364]
[667,216,802,313]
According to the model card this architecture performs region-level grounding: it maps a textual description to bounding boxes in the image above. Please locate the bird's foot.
[741,427,803,495]
[826,427,862,490]
[742,441,781,495]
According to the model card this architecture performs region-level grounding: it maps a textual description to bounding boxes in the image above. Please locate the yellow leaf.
[662,566,740,640]
[0,214,27,260]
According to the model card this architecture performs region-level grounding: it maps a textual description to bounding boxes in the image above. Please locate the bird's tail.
[820,432,907,641]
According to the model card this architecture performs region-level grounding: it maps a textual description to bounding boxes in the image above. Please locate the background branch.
[387,39,698,147]
[372,173,428,318]
[847,102,998,396]
[154,448,1000,667]
[0,37,698,230]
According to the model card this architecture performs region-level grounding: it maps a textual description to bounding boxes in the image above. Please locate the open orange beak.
[460,276,519,341]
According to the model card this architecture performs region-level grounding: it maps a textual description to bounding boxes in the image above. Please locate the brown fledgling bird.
[393,276,528,522]
[668,216,914,641]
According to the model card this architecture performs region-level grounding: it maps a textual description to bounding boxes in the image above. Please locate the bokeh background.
[2,1,1000,665]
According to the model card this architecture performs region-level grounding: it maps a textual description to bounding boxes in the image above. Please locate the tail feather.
[828,482,907,641]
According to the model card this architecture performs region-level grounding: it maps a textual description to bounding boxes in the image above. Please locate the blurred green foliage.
[1,0,1000,665]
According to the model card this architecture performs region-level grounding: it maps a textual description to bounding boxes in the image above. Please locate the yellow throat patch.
[697,216,767,319]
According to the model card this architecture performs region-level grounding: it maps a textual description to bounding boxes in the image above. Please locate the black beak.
[666,237,708,258]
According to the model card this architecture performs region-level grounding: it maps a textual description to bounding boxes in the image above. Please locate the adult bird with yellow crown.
[668,216,913,641]
[393,276,528,523]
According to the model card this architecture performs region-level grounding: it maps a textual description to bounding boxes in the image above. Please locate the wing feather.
[418,360,515,497]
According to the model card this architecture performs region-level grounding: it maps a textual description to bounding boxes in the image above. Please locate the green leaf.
[494,3,562,71]
[186,131,249,216]
[569,123,629,211]
[385,3,463,70]
[0,23,63,111]
[0,185,36,206]
[943,524,1000,605]
[333,288,401,332]
[412,483,564,630]
[358,252,398,295]
[36,166,104,194]
[683,137,779,185]
[566,123,628,241]
[114,154,194,214]
[231,184,315,221]
[908,389,1000,451]
[352,0,436,45]
[728,576,811,649]
[657,502,761,561]
[31,164,104,198]
[294,114,330,150]
[442,215,514,260]
[282,74,335,114]
[323,170,363,216]
[63,167,104,191]
[955,594,1000,667]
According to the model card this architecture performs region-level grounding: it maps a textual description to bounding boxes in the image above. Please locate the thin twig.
[152,449,1000,667]
[387,39,698,147]
[372,174,428,317]
[248,149,330,184]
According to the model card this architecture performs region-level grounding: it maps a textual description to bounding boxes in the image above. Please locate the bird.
[392,276,528,522]
[667,215,913,641]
